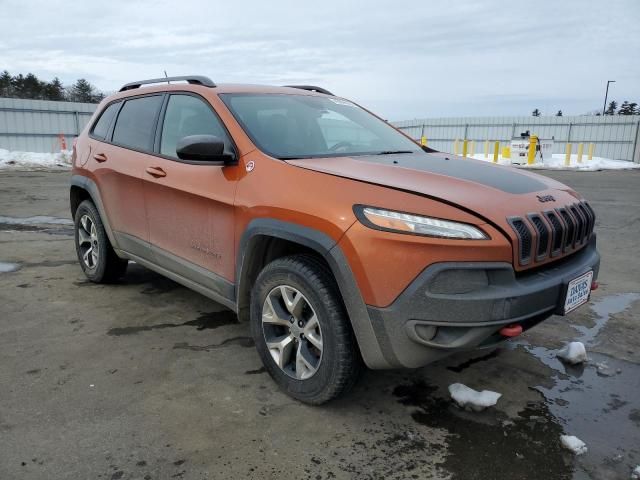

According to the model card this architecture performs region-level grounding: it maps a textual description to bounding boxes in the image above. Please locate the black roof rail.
[119,75,216,92]
[284,85,334,96]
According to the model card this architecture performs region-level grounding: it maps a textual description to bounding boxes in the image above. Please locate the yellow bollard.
[565,143,572,166]
[469,141,475,157]
[421,136,427,146]
[462,139,468,157]
[577,143,584,163]
[493,141,500,163]
[454,139,459,155]
[527,135,538,165]
[502,146,511,159]
[588,143,594,161]
[484,140,489,158]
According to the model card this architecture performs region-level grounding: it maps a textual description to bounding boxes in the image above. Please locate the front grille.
[508,201,595,267]
[529,214,549,260]
[508,218,532,265]
[558,207,576,250]
[544,210,564,256]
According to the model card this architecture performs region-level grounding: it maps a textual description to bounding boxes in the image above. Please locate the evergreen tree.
[44,77,65,101]
[617,101,638,115]
[605,100,618,115]
[0,70,12,97]
[532,108,541,117]
[11,74,26,98]
[556,110,563,116]
[23,73,44,99]
[66,78,97,103]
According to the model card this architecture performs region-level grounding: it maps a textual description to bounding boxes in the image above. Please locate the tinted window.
[112,95,163,151]
[220,93,420,159]
[91,102,119,140]
[160,94,230,158]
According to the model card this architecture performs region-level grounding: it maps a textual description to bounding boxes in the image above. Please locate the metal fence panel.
[394,115,640,162]
[0,97,97,152]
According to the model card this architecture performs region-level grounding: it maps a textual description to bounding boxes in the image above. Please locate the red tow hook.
[591,281,599,291]
[500,324,523,337]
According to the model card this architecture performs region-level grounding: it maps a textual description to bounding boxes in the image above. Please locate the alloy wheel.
[261,285,323,380]
[78,214,99,270]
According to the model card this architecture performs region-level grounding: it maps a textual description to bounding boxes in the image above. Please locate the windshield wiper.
[375,150,414,155]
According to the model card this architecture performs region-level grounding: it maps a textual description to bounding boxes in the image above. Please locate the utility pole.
[603,80,616,115]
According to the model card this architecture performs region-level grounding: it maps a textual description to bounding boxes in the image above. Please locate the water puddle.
[573,292,640,344]
[393,381,573,479]
[0,215,73,235]
[0,261,21,273]
[107,310,238,336]
[0,215,72,225]
[517,293,640,478]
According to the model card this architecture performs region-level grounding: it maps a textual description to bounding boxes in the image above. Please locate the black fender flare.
[236,218,393,369]
[70,175,119,250]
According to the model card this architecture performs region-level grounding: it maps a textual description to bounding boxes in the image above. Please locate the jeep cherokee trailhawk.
[70,76,600,404]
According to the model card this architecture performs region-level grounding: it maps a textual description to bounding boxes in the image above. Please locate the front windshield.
[220,93,421,159]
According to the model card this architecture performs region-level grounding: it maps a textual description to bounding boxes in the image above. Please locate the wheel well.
[70,186,92,218]
[237,235,333,322]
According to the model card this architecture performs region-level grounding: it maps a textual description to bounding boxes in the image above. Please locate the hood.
[286,151,580,227]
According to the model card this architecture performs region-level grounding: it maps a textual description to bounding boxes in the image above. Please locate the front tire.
[250,254,363,404]
[74,200,128,283]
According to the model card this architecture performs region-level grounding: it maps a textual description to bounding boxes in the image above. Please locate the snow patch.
[557,341,588,364]
[631,465,640,479]
[0,149,72,170]
[0,261,20,273]
[560,435,588,455]
[470,153,640,171]
[448,383,501,411]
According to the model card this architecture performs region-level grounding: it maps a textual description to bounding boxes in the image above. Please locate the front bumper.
[366,236,600,368]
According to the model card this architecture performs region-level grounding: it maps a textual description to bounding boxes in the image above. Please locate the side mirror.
[176,135,235,164]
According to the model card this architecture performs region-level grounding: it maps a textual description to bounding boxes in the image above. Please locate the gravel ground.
[1,169,639,480]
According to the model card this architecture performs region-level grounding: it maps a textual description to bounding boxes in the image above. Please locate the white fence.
[393,115,640,162]
[0,97,97,152]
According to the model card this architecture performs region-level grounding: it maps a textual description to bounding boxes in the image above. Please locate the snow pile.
[631,465,640,479]
[448,383,501,411]
[557,341,588,364]
[560,435,588,455]
[0,149,72,170]
[470,153,640,171]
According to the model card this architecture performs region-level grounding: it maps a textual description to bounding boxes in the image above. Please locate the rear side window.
[160,94,230,159]
[91,102,120,140]
[112,95,163,151]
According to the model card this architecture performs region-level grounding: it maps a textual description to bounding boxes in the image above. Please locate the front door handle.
[93,153,107,163]
[146,166,167,178]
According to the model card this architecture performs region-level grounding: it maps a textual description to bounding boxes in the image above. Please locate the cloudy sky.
[1,0,638,119]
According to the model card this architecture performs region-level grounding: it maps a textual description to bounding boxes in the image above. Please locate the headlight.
[354,206,489,240]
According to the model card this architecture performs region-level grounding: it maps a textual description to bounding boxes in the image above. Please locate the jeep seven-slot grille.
[508,201,595,267]
[529,214,549,259]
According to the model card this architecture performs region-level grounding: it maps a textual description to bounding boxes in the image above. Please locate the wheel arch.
[70,175,119,250]
[236,218,392,369]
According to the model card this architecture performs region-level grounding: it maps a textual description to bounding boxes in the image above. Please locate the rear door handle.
[93,153,107,162]
[146,166,167,178]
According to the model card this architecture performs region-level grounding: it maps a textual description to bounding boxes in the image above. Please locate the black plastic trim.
[283,85,334,95]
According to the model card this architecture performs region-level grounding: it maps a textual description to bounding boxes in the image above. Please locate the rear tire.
[250,254,363,404]
[74,200,128,283]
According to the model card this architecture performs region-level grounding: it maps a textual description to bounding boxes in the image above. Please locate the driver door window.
[160,94,230,159]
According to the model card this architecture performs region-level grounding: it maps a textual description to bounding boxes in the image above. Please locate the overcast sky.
[1,0,638,119]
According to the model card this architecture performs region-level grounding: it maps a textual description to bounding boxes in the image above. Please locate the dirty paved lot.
[1,170,639,480]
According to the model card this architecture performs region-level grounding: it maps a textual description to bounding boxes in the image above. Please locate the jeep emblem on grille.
[537,194,556,203]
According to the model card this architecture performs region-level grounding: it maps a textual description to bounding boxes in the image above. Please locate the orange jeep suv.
[70,76,600,404]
